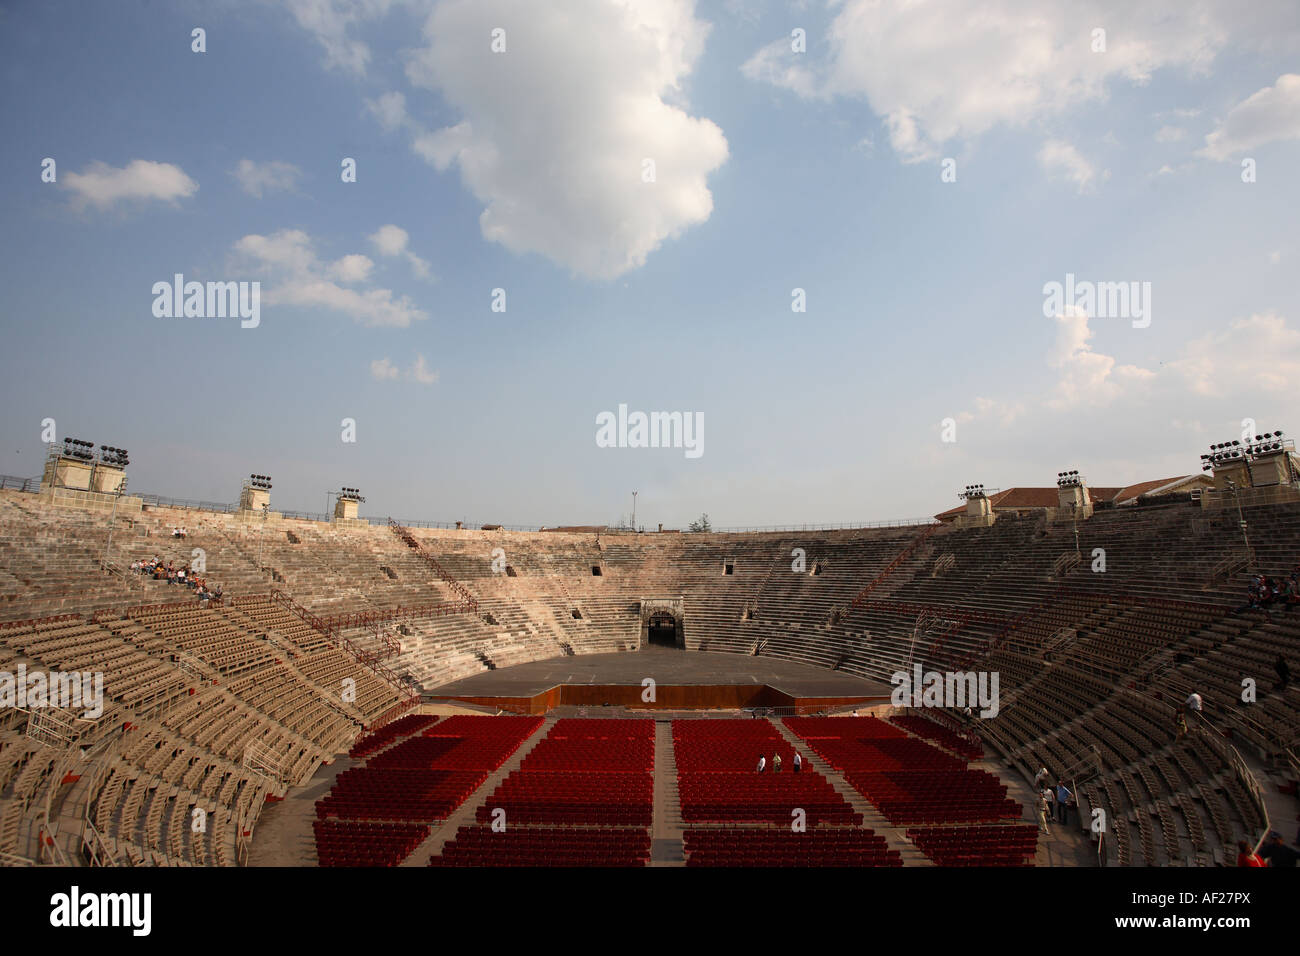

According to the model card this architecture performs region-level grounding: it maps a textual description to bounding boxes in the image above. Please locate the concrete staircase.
[650,720,685,865]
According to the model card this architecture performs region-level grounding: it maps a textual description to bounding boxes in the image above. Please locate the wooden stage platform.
[425,646,892,715]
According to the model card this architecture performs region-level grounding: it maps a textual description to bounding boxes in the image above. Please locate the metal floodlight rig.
[958,483,988,501]
[1202,439,1247,471]
[246,473,273,490]
[1056,470,1084,488]
[63,438,96,461]
[99,445,130,467]
[1245,429,1289,456]
[339,486,366,503]
[1201,431,1291,473]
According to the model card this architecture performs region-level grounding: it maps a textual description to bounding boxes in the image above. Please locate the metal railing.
[849,524,942,611]
[267,588,417,700]
[1190,711,1271,853]
[0,474,41,493]
[137,494,238,513]
[323,599,476,635]
[387,518,479,612]
[714,518,941,533]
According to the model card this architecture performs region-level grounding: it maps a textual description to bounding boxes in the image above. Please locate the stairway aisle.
[768,717,932,866]
[400,715,553,866]
[650,719,685,865]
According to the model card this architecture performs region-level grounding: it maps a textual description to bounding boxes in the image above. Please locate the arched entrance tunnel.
[647,612,678,648]
[639,599,685,649]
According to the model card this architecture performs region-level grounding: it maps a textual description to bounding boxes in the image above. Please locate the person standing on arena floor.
[756,755,766,773]
[1055,782,1071,825]
[1036,790,1051,834]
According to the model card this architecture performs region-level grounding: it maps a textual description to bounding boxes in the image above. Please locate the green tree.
[688,513,712,533]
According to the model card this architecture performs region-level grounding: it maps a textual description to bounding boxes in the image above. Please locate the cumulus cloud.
[234,229,427,327]
[330,253,374,283]
[368,224,432,279]
[283,0,395,75]
[1046,307,1155,407]
[410,354,438,384]
[741,35,820,98]
[1168,312,1300,395]
[956,397,1026,428]
[960,306,1298,434]
[371,353,437,385]
[1202,73,1300,160]
[232,159,302,198]
[1038,140,1103,192]
[366,91,409,131]
[399,0,729,279]
[742,0,1295,163]
[370,357,399,380]
[62,159,197,210]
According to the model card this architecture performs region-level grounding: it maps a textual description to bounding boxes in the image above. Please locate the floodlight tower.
[99,444,131,567]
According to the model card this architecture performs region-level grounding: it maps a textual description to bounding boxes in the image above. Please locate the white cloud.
[371,353,437,385]
[410,354,438,385]
[741,36,820,98]
[369,223,410,257]
[1202,73,1300,160]
[370,357,399,380]
[960,397,1027,428]
[233,229,318,274]
[368,224,432,279]
[62,159,197,210]
[232,159,302,198]
[1038,140,1102,192]
[284,0,395,75]
[962,307,1298,434]
[742,1,1295,163]
[330,253,374,283]
[401,0,728,279]
[1168,312,1300,395]
[1046,307,1154,407]
[366,91,409,131]
[1154,125,1186,142]
[234,228,427,328]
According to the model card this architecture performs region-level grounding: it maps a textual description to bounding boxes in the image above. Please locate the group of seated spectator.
[170,526,188,539]
[1235,571,1298,615]
[128,557,222,605]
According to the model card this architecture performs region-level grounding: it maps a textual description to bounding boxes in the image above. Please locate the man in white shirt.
[1185,692,1203,716]
[756,755,766,773]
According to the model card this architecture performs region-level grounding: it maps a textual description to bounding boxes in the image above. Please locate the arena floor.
[425,646,893,700]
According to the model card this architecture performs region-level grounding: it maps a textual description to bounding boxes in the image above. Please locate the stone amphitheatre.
[0,438,1297,869]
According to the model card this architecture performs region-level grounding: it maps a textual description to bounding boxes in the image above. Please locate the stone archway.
[640,598,684,649]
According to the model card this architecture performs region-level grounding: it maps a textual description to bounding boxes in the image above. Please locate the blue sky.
[1,0,1298,528]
